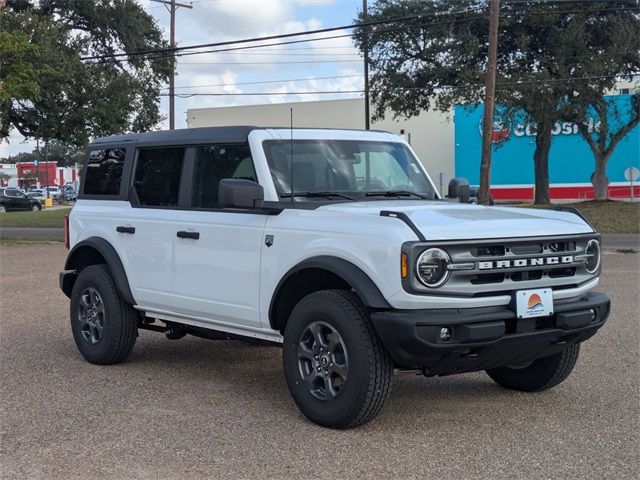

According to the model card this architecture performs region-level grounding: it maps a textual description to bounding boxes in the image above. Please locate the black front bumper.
[370,291,610,375]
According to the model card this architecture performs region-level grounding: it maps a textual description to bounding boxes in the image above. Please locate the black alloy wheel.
[77,287,105,345]
[297,321,349,401]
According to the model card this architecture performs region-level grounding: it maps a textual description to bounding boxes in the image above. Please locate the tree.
[561,91,639,200]
[42,139,86,167]
[0,0,172,146]
[353,0,639,203]
[0,151,35,164]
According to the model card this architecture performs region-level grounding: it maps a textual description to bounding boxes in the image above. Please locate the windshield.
[263,140,437,201]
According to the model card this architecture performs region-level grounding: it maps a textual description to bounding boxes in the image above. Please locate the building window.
[620,88,630,95]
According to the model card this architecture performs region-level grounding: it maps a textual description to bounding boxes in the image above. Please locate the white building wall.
[187,98,455,195]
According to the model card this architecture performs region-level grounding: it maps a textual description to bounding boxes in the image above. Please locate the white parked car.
[60,127,610,428]
[43,186,61,200]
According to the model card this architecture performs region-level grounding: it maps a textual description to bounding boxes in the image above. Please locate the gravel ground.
[0,244,638,479]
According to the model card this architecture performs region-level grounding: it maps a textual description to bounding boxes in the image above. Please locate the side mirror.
[219,179,264,209]
[448,177,470,203]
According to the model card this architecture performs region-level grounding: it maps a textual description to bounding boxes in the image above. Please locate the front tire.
[283,290,393,429]
[70,265,137,365]
[486,343,580,392]
[31,203,41,211]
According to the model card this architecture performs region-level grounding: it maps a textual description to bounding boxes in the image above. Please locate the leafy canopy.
[1,0,173,145]
[353,0,639,123]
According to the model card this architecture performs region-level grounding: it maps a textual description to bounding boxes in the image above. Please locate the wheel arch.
[268,256,390,333]
[62,236,135,305]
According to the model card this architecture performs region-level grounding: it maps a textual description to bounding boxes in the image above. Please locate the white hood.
[317,201,593,240]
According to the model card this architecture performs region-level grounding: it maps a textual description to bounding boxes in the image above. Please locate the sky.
[1,0,365,158]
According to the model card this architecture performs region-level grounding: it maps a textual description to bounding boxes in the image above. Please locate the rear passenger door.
[121,146,186,311]
[171,144,267,328]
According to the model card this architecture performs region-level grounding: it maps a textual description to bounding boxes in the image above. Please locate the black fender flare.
[269,255,391,328]
[63,237,136,305]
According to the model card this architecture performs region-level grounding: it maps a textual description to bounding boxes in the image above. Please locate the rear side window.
[84,148,126,196]
[133,147,185,207]
[191,144,255,209]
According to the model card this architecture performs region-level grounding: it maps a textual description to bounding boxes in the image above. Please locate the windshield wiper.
[280,191,356,201]
[365,190,431,200]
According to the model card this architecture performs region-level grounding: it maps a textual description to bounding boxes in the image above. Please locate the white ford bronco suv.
[60,126,610,429]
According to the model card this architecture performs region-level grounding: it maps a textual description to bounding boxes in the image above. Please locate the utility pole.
[150,0,192,130]
[35,138,40,188]
[362,0,370,130]
[478,0,500,205]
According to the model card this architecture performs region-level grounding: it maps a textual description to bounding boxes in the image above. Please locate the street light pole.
[479,0,500,205]
[150,0,192,130]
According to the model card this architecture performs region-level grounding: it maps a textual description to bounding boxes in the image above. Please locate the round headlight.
[416,248,451,288]
[585,239,601,273]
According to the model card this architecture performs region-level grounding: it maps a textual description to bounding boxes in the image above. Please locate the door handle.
[177,230,200,240]
[116,226,135,234]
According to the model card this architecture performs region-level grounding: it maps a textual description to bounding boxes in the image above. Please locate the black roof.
[90,126,258,147]
[90,125,391,148]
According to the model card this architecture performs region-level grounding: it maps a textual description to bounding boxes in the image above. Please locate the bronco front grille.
[402,234,598,297]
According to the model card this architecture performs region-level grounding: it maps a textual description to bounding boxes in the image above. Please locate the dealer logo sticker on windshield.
[516,288,553,319]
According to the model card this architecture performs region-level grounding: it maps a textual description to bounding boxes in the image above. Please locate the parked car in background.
[62,185,77,201]
[43,186,61,200]
[0,188,42,212]
[26,191,47,201]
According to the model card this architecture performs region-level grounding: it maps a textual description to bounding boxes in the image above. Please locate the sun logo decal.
[527,293,543,310]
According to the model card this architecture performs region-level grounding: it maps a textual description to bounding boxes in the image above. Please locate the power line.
[179,60,363,65]
[169,90,365,98]
[167,73,638,97]
[81,7,485,61]
[165,74,364,90]
[88,5,638,65]
[95,14,486,65]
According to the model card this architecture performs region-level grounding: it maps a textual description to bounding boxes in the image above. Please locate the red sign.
[17,162,58,187]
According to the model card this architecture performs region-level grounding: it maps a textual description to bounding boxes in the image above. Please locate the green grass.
[0,238,63,246]
[522,200,639,234]
[0,208,71,228]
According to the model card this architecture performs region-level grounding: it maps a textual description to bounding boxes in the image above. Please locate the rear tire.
[70,265,137,365]
[486,343,580,392]
[283,290,393,429]
[0,204,6,213]
[31,203,41,211]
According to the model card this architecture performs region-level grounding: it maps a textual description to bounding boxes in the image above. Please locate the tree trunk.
[533,118,552,204]
[592,153,610,200]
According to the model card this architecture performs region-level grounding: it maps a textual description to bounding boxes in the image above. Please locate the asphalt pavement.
[0,244,638,479]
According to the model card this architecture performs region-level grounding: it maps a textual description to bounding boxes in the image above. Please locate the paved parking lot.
[1,244,638,479]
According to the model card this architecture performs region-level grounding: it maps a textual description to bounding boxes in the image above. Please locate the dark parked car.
[0,188,42,212]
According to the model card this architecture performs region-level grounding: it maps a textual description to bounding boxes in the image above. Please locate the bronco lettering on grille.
[478,255,574,270]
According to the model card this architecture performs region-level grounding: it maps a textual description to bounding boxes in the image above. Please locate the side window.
[84,148,126,196]
[191,144,255,209]
[134,147,185,207]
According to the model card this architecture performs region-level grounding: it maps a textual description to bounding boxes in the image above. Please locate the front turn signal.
[401,253,408,279]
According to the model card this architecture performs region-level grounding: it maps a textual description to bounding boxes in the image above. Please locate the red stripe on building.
[490,185,640,201]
